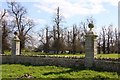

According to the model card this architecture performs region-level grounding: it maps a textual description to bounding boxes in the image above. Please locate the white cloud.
[33,0,108,18]
[33,0,119,19]
[2,0,119,7]
[103,0,119,6]
[2,0,119,19]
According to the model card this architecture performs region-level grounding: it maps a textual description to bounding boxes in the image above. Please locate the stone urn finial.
[88,23,94,34]
[13,31,20,41]
[88,23,94,31]
[14,31,18,36]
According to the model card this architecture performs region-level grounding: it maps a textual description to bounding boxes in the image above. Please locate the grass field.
[4,51,119,59]
[1,64,119,79]
[2,52,119,79]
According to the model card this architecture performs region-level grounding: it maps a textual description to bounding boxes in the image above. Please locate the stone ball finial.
[14,31,18,36]
[13,31,20,41]
[88,23,94,31]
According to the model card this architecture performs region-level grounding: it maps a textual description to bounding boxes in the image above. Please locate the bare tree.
[114,28,118,53]
[45,27,49,53]
[106,26,112,54]
[72,25,77,54]
[52,7,63,54]
[38,28,45,51]
[7,1,35,53]
[0,10,6,21]
[98,26,118,54]
[38,26,52,53]
[101,27,106,54]
[0,9,11,54]
[118,30,120,54]
[65,30,72,53]
[108,25,114,53]
[105,25,116,54]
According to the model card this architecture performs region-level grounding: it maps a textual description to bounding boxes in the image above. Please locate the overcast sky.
[1,0,119,32]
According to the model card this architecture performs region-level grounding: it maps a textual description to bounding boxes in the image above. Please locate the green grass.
[4,51,119,59]
[1,64,119,79]
[97,54,119,59]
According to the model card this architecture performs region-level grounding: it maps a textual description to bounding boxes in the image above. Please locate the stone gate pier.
[0,26,2,54]
[85,23,98,68]
[12,32,20,55]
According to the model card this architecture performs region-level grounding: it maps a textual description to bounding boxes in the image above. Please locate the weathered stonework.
[0,28,2,54]
[12,32,20,55]
[85,23,98,68]
[0,27,2,80]
[1,55,120,72]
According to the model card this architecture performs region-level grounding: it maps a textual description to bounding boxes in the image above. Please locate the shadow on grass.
[42,67,118,80]
[43,67,83,75]
[2,63,119,74]
[1,63,119,79]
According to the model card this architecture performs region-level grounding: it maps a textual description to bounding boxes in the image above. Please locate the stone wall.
[94,60,119,72]
[1,55,119,72]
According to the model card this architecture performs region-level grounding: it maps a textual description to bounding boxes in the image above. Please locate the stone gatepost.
[0,27,2,80]
[0,27,1,48]
[12,32,20,55]
[85,23,98,68]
